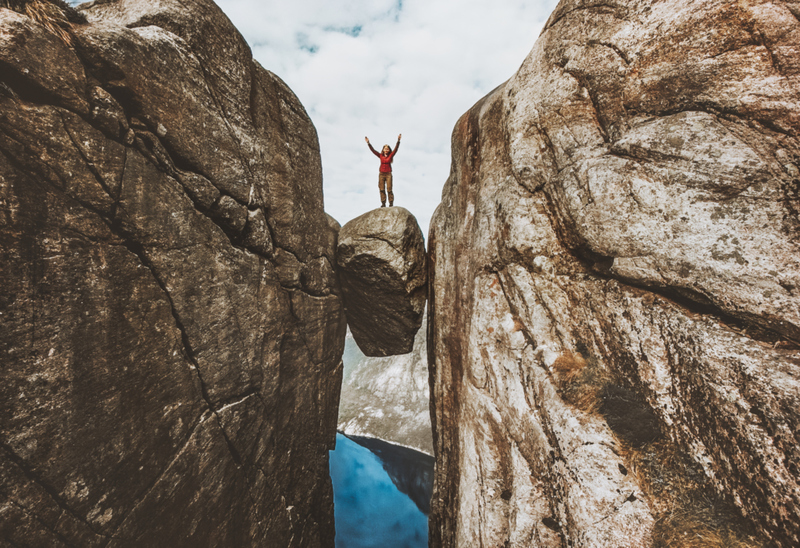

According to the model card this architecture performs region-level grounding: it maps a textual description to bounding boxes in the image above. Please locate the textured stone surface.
[337,206,427,357]
[0,1,345,546]
[428,0,800,546]
[338,314,432,455]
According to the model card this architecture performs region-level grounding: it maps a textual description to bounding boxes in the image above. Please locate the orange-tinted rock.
[428,0,800,546]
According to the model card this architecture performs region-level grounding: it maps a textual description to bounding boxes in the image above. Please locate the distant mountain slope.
[338,315,432,455]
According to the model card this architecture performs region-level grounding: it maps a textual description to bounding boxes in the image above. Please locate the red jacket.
[369,140,400,173]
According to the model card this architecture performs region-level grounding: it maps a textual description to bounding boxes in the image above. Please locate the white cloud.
[217,0,558,235]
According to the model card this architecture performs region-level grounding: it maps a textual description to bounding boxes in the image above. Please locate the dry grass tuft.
[550,351,585,380]
[4,0,85,45]
[551,350,614,414]
[25,0,73,45]
[551,348,768,547]
[620,439,767,548]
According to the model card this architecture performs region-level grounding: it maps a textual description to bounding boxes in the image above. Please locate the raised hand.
[365,136,370,144]
[398,133,402,141]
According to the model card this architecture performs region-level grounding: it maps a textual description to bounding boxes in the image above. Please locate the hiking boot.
[381,203,386,207]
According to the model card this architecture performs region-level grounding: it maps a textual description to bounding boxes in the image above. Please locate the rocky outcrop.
[338,315,433,455]
[428,0,800,546]
[0,1,345,546]
[337,207,426,357]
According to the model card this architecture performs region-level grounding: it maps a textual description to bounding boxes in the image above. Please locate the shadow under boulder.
[336,207,426,357]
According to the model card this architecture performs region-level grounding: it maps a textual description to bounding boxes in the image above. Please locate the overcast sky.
[210,0,561,234]
[219,1,560,234]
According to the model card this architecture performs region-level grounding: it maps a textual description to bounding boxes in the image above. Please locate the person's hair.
[382,144,392,155]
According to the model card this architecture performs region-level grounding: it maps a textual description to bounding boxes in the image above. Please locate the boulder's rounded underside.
[337,207,427,357]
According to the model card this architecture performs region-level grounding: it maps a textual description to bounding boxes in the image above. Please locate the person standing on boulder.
[365,134,401,207]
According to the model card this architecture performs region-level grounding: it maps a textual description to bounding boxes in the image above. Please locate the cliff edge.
[428,0,800,546]
[0,1,345,546]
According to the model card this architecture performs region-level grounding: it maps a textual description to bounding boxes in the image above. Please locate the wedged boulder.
[428,0,800,547]
[336,207,426,357]
[0,1,345,546]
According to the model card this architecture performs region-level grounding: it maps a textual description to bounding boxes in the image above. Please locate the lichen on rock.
[0,0,345,546]
[427,0,800,546]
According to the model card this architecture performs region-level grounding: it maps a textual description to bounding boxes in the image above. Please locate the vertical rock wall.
[428,0,800,546]
[0,1,345,546]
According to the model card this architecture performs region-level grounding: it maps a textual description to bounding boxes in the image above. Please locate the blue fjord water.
[329,433,429,548]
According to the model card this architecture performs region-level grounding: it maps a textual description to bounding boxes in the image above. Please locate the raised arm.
[389,134,401,159]
[366,137,380,157]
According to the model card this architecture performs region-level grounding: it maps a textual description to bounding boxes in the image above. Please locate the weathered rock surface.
[428,0,800,547]
[0,1,345,546]
[337,206,427,357]
[338,314,433,455]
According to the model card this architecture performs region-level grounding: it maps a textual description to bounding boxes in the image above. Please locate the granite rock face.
[428,0,800,546]
[337,207,427,357]
[338,313,433,455]
[0,1,345,546]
